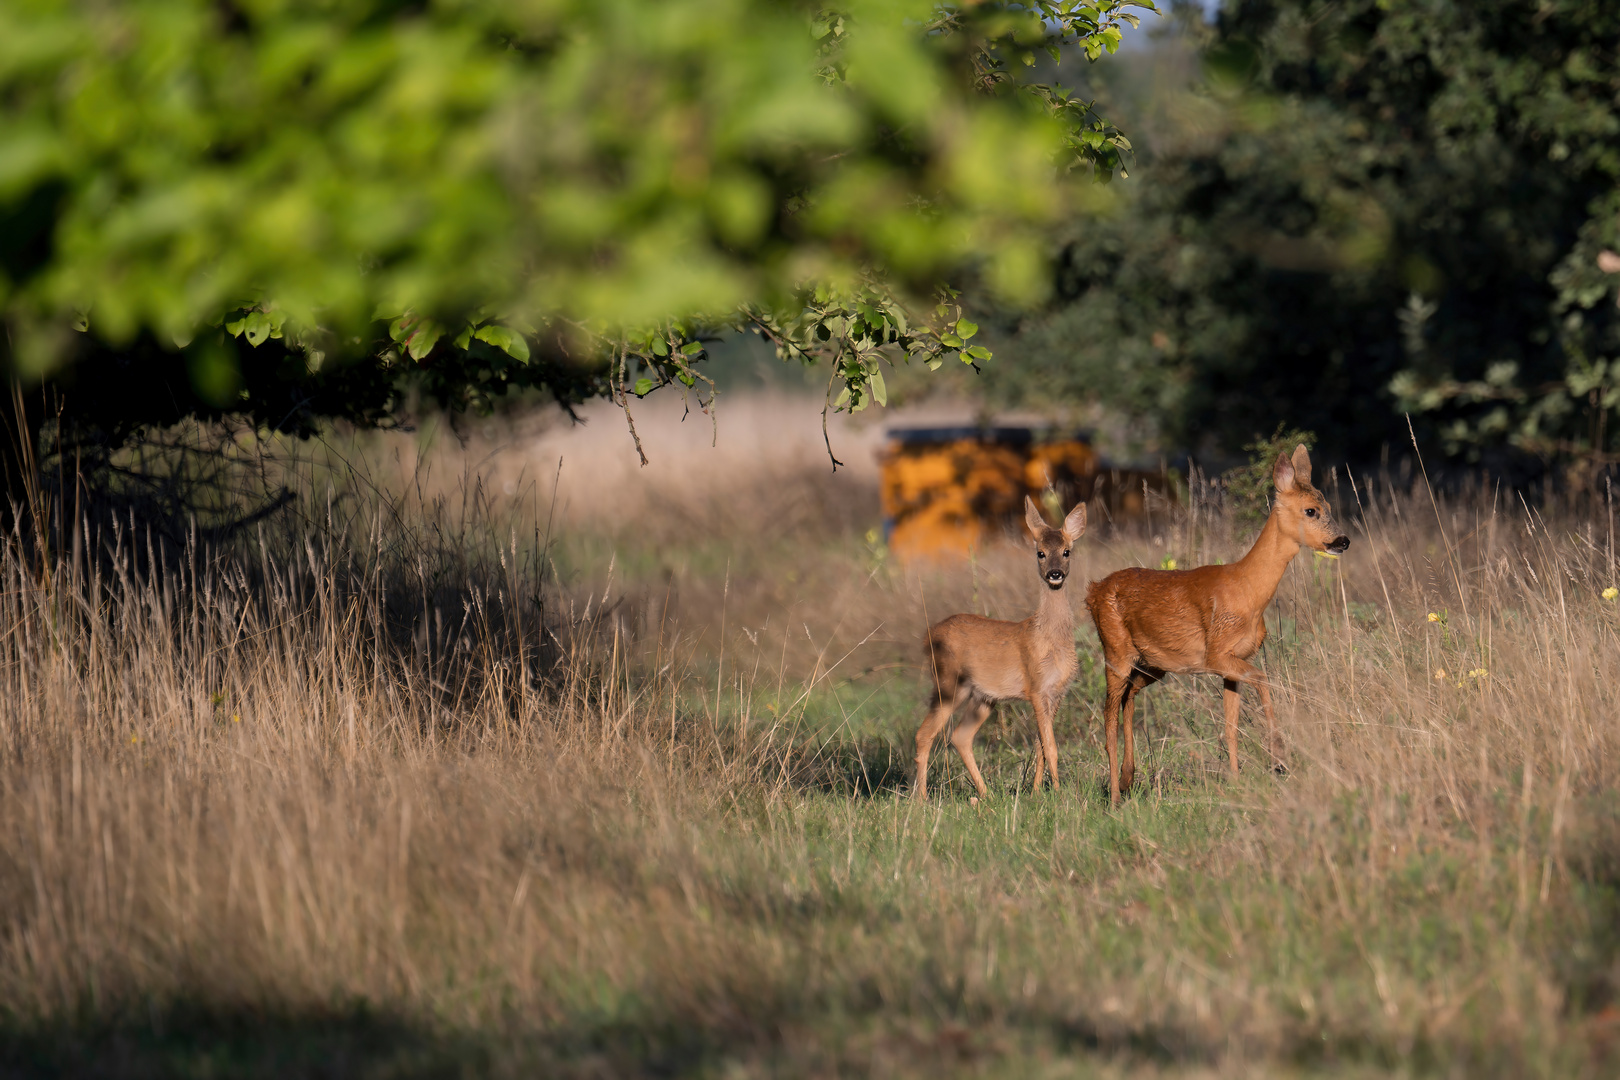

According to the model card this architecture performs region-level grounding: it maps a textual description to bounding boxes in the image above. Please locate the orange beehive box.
[879,427,1102,563]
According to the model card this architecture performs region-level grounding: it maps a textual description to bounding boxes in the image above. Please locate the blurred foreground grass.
[2,407,1619,1077]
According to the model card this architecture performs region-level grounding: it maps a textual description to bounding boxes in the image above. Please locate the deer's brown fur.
[914,497,1086,800]
[1086,444,1350,805]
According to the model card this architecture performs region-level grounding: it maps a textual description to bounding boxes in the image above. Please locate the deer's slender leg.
[1118,681,1138,794]
[914,688,965,800]
[1030,724,1045,794]
[1253,669,1283,769]
[949,699,994,798]
[1216,657,1282,771]
[1118,667,1163,794]
[1220,677,1243,777]
[1031,694,1054,792]
[1102,663,1129,806]
[1212,657,1281,775]
[1034,689,1062,792]
[1021,684,1072,791]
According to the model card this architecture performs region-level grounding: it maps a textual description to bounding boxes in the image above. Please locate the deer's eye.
[1305,507,1318,518]
[1037,551,1046,559]
[1062,550,1070,558]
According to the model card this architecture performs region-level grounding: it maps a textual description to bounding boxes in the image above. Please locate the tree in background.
[977,0,1620,480]
[0,0,1154,503]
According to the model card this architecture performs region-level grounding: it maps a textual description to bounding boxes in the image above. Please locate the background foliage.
[11,0,1620,490]
[0,0,1151,481]
[977,0,1620,477]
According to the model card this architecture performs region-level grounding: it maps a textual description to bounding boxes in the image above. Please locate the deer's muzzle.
[1326,536,1350,555]
[1045,570,1066,588]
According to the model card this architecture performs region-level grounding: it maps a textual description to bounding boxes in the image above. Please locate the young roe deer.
[913,497,1087,800]
[1085,444,1349,805]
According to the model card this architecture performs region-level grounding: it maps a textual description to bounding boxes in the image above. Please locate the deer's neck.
[1232,512,1300,614]
[1034,582,1076,644]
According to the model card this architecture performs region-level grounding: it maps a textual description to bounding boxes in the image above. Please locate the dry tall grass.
[2,409,1619,1077]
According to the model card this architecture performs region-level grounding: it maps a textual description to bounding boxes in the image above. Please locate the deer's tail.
[922,628,956,708]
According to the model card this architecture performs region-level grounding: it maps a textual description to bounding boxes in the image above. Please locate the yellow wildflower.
[1467,668,1488,679]
[1427,612,1440,623]
[1160,557,1178,571]
[1434,669,1447,681]
[1604,586,1618,601]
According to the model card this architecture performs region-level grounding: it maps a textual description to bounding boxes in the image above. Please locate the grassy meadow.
[2,394,1620,1077]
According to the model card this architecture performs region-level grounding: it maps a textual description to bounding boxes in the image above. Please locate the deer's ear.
[1062,502,1087,543]
[1274,452,1296,493]
[1024,496,1047,539]
[1291,443,1312,486]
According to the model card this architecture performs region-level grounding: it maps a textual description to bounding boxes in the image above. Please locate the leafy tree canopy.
[0,0,1153,463]
[979,0,1620,478]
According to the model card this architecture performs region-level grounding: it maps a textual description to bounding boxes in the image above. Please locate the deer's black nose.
[1327,536,1350,555]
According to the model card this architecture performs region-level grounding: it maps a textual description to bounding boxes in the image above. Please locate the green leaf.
[956,319,978,339]
[406,321,443,361]
[940,333,964,348]
[870,369,887,406]
[473,324,530,361]
[237,311,272,347]
[680,341,704,355]
[962,344,993,362]
[633,377,654,397]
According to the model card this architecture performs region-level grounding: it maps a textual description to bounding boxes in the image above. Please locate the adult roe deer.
[1085,444,1349,805]
[913,497,1087,800]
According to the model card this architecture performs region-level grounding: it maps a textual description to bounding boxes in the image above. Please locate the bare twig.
[616,346,649,467]
[820,365,845,472]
